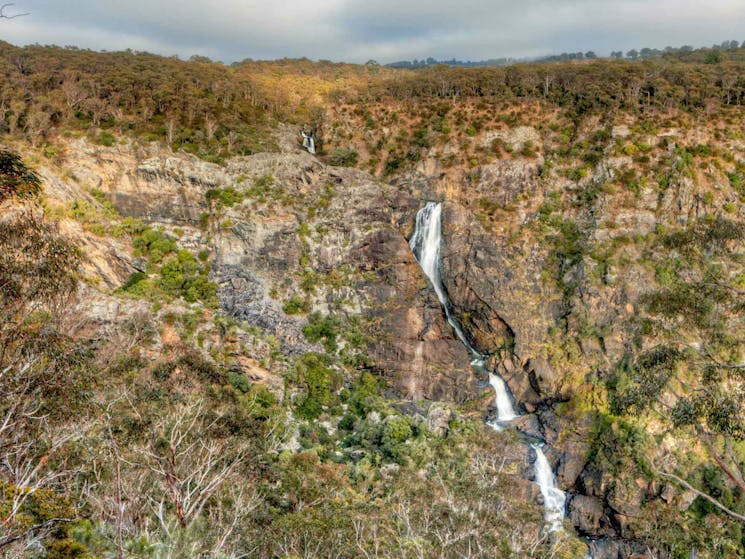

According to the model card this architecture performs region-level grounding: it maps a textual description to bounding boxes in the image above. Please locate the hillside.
[1,45,745,559]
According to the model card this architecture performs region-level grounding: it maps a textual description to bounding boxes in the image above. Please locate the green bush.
[126,230,216,304]
[303,312,340,353]
[246,174,276,198]
[94,130,116,146]
[0,150,42,202]
[205,186,244,208]
[133,228,178,263]
[345,371,382,417]
[120,271,148,291]
[159,250,216,304]
[228,371,250,393]
[283,295,310,315]
[295,353,341,419]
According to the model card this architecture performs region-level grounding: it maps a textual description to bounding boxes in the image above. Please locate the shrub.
[152,361,177,381]
[382,416,415,463]
[297,222,311,238]
[94,130,116,146]
[120,271,148,291]
[345,372,382,418]
[177,350,224,384]
[303,312,340,353]
[283,295,310,315]
[327,148,359,167]
[205,186,244,208]
[159,250,216,304]
[228,371,250,393]
[132,228,178,263]
[0,149,41,202]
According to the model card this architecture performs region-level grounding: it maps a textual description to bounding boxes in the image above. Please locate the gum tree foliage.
[610,218,745,522]
[0,149,40,203]
[0,150,88,554]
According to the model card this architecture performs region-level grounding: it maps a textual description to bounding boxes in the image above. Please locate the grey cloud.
[1,0,744,63]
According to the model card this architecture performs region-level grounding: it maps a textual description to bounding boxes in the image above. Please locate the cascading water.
[409,202,471,350]
[489,372,518,423]
[532,444,567,533]
[410,201,567,535]
[409,202,517,422]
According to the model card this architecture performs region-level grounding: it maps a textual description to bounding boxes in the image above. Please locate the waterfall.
[533,445,567,533]
[409,201,517,423]
[302,131,316,154]
[489,372,518,422]
[410,201,568,538]
[409,202,472,351]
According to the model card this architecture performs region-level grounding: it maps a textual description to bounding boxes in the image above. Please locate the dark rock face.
[440,202,562,399]
[510,414,543,440]
[120,157,222,224]
[586,538,650,559]
[569,495,612,536]
[559,440,592,489]
[359,227,475,401]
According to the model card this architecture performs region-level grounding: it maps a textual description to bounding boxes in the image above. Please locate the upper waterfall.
[409,201,473,352]
[301,131,316,154]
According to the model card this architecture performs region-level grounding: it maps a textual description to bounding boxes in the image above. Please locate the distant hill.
[387,40,745,69]
[387,57,521,69]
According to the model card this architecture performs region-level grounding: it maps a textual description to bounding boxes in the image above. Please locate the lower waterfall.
[533,444,567,533]
[301,131,316,154]
[410,200,566,534]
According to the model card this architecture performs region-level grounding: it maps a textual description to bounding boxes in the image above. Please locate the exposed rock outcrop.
[41,139,478,402]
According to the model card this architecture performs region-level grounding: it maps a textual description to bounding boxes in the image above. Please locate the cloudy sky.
[1,0,745,63]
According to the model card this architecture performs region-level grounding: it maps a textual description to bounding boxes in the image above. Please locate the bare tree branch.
[650,462,745,523]
[135,398,249,530]
[0,4,28,19]
[0,518,74,550]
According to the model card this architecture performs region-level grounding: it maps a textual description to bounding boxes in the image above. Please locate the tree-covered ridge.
[0,42,276,161]
[5,41,745,165]
[387,41,745,69]
[359,56,745,112]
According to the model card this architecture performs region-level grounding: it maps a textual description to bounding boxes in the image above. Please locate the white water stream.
[533,444,567,533]
[410,201,567,533]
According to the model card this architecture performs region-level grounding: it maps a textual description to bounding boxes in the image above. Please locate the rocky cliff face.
[39,136,479,405]
[378,117,743,549]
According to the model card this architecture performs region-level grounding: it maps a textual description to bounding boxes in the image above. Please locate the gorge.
[1,42,745,559]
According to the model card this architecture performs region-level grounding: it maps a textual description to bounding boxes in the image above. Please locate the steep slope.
[3,46,745,558]
[323,93,745,555]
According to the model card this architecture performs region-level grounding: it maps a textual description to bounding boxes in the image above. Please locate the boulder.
[427,405,453,437]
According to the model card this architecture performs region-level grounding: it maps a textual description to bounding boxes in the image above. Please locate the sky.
[1,0,745,64]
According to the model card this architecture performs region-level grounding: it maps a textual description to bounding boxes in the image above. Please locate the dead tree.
[0,360,85,553]
[137,399,248,530]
